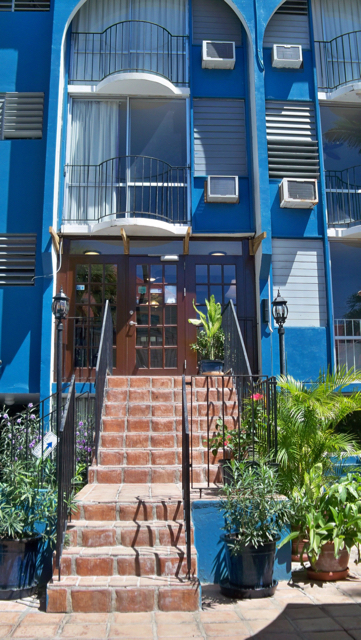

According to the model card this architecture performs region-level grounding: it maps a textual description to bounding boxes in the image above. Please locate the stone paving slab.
[5,562,361,638]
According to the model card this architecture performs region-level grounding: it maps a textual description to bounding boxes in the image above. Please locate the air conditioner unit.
[206,176,239,203]
[202,41,236,69]
[280,178,318,209]
[272,44,303,68]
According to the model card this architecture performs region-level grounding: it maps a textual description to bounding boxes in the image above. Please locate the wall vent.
[206,176,239,202]
[0,0,50,9]
[266,101,319,179]
[0,235,37,286]
[202,41,235,69]
[263,0,309,48]
[277,0,308,15]
[272,44,303,68]
[280,178,318,208]
[0,93,44,140]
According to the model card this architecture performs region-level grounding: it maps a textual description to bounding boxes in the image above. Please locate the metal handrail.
[63,155,189,225]
[222,300,252,377]
[55,374,76,575]
[94,300,113,461]
[315,30,361,90]
[325,165,361,227]
[70,19,189,85]
[181,375,191,575]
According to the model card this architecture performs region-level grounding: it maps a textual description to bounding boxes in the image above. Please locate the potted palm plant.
[219,461,292,598]
[188,295,224,374]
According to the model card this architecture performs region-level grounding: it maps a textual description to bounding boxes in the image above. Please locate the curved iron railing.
[325,165,361,226]
[70,20,189,85]
[315,30,361,90]
[63,155,189,225]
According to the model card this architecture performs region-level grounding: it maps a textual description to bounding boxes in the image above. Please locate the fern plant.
[276,368,361,497]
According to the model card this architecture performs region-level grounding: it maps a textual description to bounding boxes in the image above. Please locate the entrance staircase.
[47,375,238,613]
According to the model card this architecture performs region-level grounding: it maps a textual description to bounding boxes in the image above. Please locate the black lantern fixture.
[52,287,69,437]
[272,289,288,376]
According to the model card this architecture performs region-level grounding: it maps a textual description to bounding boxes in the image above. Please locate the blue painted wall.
[270,181,324,238]
[192,178,252,233]
[192,46,246,98]
[264,49,315,101]
[192,500,291,584]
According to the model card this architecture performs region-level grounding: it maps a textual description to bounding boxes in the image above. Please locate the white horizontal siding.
[192,0,242,45]
[264,13,310,48]
[272,239,327,327]
[193,99,247,176]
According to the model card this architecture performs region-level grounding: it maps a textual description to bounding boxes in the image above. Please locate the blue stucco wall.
[192,46,246,98]
[192,500,291,584]
[264,49,315,101]
[192,177,252,233]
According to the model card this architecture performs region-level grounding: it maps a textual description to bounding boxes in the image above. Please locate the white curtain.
[66,101,122,222]
[72,0,188,35]
[312,0,361,41]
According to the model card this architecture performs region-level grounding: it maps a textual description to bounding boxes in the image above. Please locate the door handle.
[129,321,137,326]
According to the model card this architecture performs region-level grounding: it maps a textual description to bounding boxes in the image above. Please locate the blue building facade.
[0,0,360,403]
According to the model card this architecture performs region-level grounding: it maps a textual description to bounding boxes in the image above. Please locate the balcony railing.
[325,166,361,227]
[69,20,189,85]
[315,31,361,90]
[63,155,189,225]
[335,319,361,371]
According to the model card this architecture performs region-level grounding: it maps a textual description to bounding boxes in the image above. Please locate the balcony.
[325,166,361,227]
[315,31,361,91]
[63,155,189,226]
[69,20,189,86]
[335,318,361,370]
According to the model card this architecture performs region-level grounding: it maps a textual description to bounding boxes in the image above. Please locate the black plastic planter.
[222,535,278,591]
[199,360,224,374]
[0,536,40,600]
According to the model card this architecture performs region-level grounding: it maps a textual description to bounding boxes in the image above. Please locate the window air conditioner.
[272,44,303,68]
[279,178,318,209]
[206,176,239,203]
[202,41,236,69]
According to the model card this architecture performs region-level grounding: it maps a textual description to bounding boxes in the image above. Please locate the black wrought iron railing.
[63,155,188,225]
[181,375,191,575]
[315,31,361,90]
[325,166,361,227]
[222,300,252,377]
[94,300,113,461]
[64,315,116,382]
[70,20,189,85]
[55,375,76,574]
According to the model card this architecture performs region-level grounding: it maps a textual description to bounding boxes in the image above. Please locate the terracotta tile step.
[100,431,237,450]
[73,498,184,522]
[106,387,236,403]
[107,375,233,389]
[98,447,227,467]
[58,545,197,578]
[47,575,200,612]
[88,464,221,485]
[66,519,193,548]
[101,416,238,435]
[104,400,238,418]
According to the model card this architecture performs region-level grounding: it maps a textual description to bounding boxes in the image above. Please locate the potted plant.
[219,461,292,597]
[188,295,224,374]
[282,471,361,580]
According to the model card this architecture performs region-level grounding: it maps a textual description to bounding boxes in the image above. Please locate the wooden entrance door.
[126,257,186,375]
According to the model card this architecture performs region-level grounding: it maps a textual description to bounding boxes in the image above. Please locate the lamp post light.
[52,287,69,436]
[272,289,288,376]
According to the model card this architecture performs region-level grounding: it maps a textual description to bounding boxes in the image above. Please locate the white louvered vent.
[1,93,44,140]
[0,97,4,138]
[0,235,36,286]
[0,0,50,10]
[263,0,309,48]
[272,239,327,327]
[266,101,320,179]
[194,99,247,176]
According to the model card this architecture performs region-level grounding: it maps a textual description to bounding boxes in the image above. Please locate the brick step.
[106,387,236,403]
[58,545,197,578]
[108,375,233,390]
[73,498,184,522]
[47,575,200,612]
[66,520,192,548]
[99,447,225,467]
[102,416,238,434]
[104,400,238,418]
[88,464,221,484]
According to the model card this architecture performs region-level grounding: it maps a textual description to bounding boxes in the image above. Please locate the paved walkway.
[3,562,361,639]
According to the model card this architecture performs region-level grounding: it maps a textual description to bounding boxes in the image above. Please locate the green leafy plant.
[188,295,224,360]
[220,461,292,553]
[208,418,251,460]
[281,471,361,565]
[276,368,361,497]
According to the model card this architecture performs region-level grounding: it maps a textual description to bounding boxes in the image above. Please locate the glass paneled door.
[127,257,185,374]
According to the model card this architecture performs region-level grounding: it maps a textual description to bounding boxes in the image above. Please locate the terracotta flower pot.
[307,542,349,581]
[291,538,309,562]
